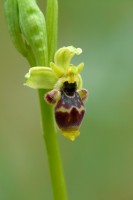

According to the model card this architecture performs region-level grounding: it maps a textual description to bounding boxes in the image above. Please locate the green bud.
[25,67,58,89]
[18,0,48,66]
[4,0,27,57]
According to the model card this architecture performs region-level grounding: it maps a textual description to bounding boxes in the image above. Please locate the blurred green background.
[1,0,133,199]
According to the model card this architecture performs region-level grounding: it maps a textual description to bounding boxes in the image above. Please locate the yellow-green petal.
[77,63,84,73]
[24,67,58,89]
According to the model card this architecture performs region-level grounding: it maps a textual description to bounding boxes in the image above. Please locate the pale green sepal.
[50,62,65,77]
[54,46,82,70]
[24,67,58,89]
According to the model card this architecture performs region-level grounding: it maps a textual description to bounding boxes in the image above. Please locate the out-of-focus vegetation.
[1,0,133,199]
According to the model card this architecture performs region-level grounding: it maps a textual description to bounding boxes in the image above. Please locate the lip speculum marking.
[55,81,85,132]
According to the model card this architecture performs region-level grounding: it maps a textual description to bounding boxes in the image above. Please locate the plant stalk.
[38,89,68,200]
[37,0,68,199]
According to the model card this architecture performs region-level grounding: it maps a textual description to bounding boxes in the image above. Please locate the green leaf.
[24,67,58,89]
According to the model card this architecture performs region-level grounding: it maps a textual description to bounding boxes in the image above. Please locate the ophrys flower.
[25,46,88,140]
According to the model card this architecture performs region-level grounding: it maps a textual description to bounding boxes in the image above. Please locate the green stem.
[38,89,68,200]
[37,0,68,199]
